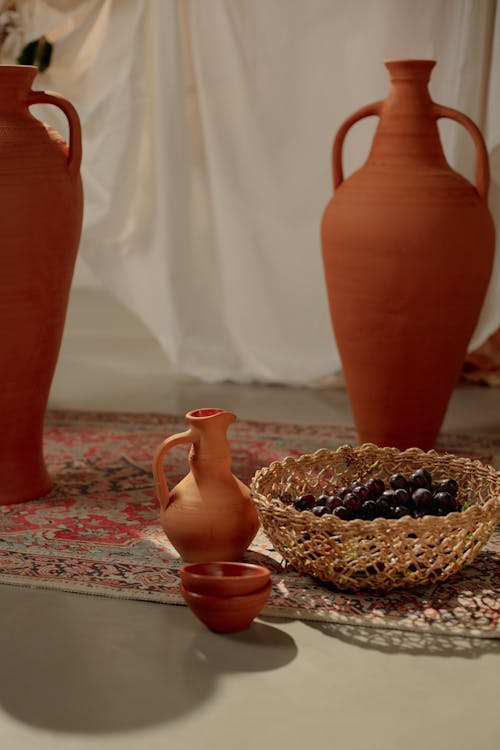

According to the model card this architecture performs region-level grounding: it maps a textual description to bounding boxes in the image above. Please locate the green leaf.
[16,37,53,73]
[16,39,38,66]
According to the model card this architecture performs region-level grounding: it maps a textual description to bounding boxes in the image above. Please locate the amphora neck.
[369,59,447,167]
[0,65,37,114]
[187,408,235,464]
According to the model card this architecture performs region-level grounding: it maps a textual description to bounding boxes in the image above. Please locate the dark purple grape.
[315,494,330,506]
[365,478,385,499]
[434,491,459,512]
[361,500,378,519]
[410,469,432,490]
[294,499,308,511]
[332,506,349,520]
[412,488,433,508]
[351,485,369,503]
[326,495,343,511]
[412,510,427,518]
[389,473,409,491]
[394,488,410,506]
[363,481,376,500]
[341,491,355,505]
[376,498,392,518]
[381,490,397,507]
[425,499,440,515]
[436,478,459,496]
[343,493,361,513]
[335,486,350,499]
[394,505,411,518]
[313,505,329,517]
[298,493,316,508]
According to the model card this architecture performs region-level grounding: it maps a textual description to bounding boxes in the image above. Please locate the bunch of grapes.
[285,468,462,521]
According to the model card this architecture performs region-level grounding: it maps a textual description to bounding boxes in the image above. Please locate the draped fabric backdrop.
[6,0,500,385]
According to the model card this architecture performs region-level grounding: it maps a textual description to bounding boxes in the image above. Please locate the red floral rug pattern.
[0,410,499,638]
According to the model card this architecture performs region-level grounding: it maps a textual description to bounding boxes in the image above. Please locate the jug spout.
[186,408,236,462]
[187,408,235,422]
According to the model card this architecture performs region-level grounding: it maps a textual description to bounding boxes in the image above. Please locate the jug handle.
[26,90,82,178]
[332,100,383,190]
[152,430,193,512]
[433,104,490,203]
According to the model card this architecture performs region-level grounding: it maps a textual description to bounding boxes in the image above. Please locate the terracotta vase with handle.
[0,65,83,505]
[152,408,260,562]
[321,59,495,450]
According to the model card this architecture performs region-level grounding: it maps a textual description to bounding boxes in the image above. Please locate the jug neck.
[187,408,235,465]
[0,65,37,115]
[369,60,448,167]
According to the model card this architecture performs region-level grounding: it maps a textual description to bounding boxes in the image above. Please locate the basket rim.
[249,443,500,530]
[251,442,500,475]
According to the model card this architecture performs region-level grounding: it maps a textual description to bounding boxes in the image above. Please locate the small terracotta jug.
[152,409,260,562]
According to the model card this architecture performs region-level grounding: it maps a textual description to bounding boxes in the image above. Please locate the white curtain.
[10,0,500,385]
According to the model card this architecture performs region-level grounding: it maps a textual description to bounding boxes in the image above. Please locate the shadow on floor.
[0,585,296,734]
[259,610,500,658]
[304,620,500,658]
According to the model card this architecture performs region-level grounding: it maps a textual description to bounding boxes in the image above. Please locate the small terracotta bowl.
[180,580,272,633]
[180,561,271,597]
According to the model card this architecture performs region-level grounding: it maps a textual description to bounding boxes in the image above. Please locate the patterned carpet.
[0,410,499,638]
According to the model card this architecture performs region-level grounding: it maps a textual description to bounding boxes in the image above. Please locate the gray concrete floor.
[1,288,499,750]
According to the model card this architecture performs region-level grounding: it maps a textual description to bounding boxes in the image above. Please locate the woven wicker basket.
[250,443,500,591]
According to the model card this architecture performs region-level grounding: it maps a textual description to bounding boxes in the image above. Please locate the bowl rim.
[180,579,272,604]
[180,561,271,582]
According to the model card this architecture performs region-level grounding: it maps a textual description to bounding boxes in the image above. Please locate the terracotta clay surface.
[0,66,83,504]
[180,561,270,597]
[321,59,495,450]
[152,409,260,562]
[180,580,272,633]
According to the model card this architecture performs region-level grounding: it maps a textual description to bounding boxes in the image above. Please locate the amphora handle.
[332,101,383,190]
[152,430,193,511]
[27,89,82,178]
[433,104,490,202]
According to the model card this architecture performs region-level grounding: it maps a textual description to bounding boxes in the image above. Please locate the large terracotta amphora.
[0,66,83,504]
[321,59,495,450]
[152,409,260,562]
